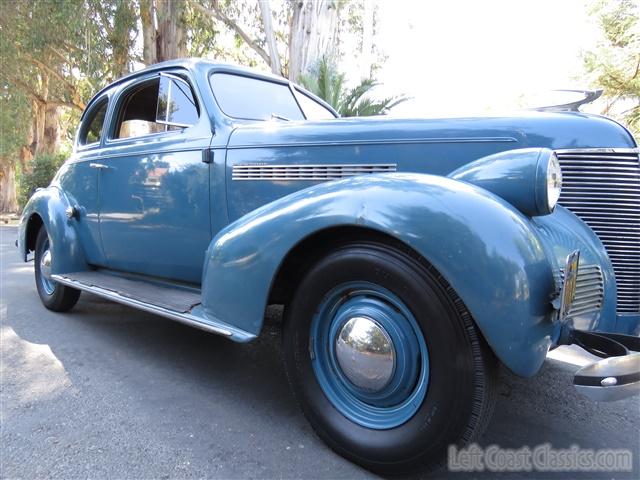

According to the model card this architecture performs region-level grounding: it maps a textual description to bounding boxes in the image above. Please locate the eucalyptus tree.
[583,0,640,136]
[189,0,343,81]
[0,0,136,211]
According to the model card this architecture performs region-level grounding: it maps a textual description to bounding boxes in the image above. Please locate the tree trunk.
[259,0,282,75]
[156,0,187,62]
[19,145,33,174]
[0,160,18,213]
[43,104,59,154]
[140,0,157,65]
[288,0,340,81]
[30,100,46,156]
[360,0,374,80]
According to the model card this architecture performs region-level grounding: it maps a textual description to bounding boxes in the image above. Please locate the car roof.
[82,58,313,119]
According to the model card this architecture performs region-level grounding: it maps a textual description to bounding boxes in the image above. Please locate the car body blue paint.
[532,206,617,333]
[449,148,557,216]
[17,59,638,378]
[202,172,618,377]
[617,314,640,336]
[18,186,90,274]
[224,114,633,221]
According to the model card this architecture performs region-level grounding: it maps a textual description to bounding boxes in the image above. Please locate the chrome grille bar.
[554,264,605,317]
[556,149,640,314]
[232,163,397,181]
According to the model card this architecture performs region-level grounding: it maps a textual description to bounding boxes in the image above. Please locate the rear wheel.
[283,241,497,474]
[34,227,80,312]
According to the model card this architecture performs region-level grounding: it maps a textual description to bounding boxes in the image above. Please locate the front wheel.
[283,242,498,474]
[34,227,80,312]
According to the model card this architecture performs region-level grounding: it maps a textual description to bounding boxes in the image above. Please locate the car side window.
[156,74,199,127]
[79,99,108,146]
[114,74,198,140]
[210,73,305,121]
[293,88,336,120]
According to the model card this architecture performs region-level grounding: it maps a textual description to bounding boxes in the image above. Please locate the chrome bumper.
[569,330,640,402]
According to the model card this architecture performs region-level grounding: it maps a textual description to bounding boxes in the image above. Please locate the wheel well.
[268,225,498,370]
[267,226,427,306]
[25,214,43,253]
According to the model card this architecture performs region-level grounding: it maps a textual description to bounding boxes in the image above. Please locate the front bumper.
[564,329,640,401]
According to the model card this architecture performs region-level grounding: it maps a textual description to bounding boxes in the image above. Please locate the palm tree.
[298,57,409,117]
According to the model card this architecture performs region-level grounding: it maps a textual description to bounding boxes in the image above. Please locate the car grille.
[554,264,604,317]
[555,148,640,314]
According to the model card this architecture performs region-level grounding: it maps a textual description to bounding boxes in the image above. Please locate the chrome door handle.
[89,163,109,169]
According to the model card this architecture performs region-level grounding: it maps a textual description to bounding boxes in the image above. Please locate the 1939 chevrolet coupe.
[17,59,640,474]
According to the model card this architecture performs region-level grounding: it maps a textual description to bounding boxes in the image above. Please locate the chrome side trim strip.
[228,136,518,150]
[555,148,639,154]
[52,274,234,337]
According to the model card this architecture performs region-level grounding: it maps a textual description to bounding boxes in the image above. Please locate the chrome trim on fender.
[232,163,397,181]
[51,274,234,337]
[553,264,604,317]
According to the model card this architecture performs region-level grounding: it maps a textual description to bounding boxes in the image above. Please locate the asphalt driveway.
[1,225,638,479]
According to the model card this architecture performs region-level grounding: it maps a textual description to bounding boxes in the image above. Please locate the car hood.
[227,111,635,151]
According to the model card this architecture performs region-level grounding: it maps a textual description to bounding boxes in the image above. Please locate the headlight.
[449,147,561,216]
[546,153,562,211]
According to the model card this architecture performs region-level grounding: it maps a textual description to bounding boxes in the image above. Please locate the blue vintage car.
[17,59,640,474]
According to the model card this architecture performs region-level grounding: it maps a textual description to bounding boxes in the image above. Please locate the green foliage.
[184,3,220,58]
[298,57,408,116]
[18,153,67,208]
[0,90,30,159]
[583,0,640,137]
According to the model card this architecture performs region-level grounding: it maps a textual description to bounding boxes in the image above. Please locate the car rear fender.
[18,186,88,274]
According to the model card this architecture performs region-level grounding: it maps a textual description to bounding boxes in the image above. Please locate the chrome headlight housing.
[546,152,562,211]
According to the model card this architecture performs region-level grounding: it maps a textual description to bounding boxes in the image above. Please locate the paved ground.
[1,225,638,479]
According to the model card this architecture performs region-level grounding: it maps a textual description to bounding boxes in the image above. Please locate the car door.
[97,70,212,284]
[55,93,110,266]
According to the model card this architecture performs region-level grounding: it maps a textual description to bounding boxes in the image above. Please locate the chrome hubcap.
[39,244,55,295]
[311,281,429,429]
[41,250,52,279]
[335,316,396,392]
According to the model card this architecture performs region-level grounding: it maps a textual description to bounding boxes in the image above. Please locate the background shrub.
[18,153,66,208]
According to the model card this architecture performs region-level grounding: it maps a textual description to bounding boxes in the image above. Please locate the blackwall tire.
[34,227,80,312]
[282,241,498,474]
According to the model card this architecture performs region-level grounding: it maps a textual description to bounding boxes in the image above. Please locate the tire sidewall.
[34,226,81,312]
[284,244,480,470]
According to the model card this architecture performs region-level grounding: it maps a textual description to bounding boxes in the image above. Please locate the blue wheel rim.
[310,281,429,430]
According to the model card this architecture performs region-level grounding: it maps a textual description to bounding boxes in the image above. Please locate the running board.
[51,273,255,342]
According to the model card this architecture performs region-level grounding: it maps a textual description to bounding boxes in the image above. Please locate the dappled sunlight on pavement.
[1,323,72,413]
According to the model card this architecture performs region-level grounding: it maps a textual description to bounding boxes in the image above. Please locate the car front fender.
[202,173,559,377]
[18,186,88,274]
